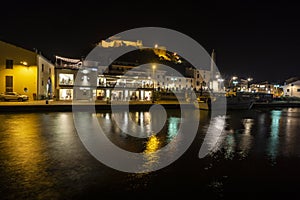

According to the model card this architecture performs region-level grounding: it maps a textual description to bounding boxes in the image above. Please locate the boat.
[226,93,255,110]
[194,92,254,110]
[194,96,211,110]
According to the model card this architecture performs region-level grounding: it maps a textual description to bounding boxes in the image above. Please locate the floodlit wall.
[0,40,38,100]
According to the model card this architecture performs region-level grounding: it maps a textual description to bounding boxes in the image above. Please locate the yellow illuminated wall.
[0,40,54,100]
[2,65,38,100]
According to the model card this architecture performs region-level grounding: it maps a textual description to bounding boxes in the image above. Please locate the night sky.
[1,0,299,84]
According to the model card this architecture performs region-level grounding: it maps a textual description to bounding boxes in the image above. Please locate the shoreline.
[0,100,194,112]
[0,100,300,113]
[252,101,300,108]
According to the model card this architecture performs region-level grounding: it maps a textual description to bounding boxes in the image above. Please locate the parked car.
[0,92,29,102]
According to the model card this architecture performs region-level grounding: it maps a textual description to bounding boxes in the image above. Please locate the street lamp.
[152,64,156,103]
[247,77,253,91]
[229,76,238,88]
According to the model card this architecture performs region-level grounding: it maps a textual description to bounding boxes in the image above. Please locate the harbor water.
[0,107,300,199]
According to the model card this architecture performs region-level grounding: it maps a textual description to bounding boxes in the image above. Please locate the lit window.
[59,74,74,85]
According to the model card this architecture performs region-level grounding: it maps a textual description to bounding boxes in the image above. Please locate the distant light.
[154,44,158,48]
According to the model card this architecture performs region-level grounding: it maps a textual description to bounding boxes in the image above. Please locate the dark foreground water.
[1,108,300,199]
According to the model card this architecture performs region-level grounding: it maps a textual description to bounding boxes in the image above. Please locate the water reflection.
[1,108,300,198]
[167,117,180,142]
[142,135,161,172]
[223,133,236,160]
[238,118,254,158]
[217,116,254,160]
[201,115,227,156]
[267,110,281,162]
[282,108,300,157]
[124,113,182,190]
[0,114,56,198]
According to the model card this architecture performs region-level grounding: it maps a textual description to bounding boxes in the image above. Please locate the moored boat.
[194,92,254,110]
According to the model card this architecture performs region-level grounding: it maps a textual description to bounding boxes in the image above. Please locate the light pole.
[152,64,156,103]
[247,77,253,92]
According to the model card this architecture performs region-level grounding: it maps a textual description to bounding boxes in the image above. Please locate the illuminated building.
[54,56,81,100]
[0,40,55,100]
[55,39,219,101]
[282,77,300,98]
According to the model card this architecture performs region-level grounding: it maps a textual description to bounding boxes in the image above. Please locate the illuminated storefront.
[56,71,76,100]
[55,55,80,101]
[59,89,73,100]
[59,74,74,85]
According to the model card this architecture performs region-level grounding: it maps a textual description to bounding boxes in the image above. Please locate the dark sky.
[1,0,299,83]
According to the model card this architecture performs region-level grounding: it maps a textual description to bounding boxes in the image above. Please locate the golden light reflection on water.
[125,115,181,189]
[126,135,162,190]
[2,114,55,194]
[144,135,160,153]
[141,135,161,174]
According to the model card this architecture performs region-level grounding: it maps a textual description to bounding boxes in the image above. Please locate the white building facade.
[282,80,300,98]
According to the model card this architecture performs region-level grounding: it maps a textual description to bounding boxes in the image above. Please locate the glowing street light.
[247,77,253,91]
[229,76,238,88]
[152,64,156,103]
